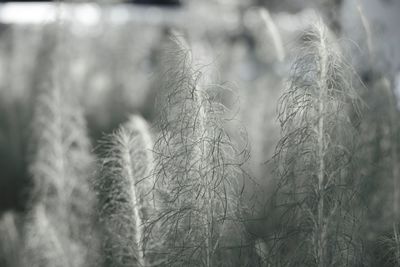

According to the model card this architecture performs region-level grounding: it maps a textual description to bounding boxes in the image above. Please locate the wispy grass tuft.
[23,30,98,266]
[273,19,362,267]
[96,114,157,267]
[153,31,250,267]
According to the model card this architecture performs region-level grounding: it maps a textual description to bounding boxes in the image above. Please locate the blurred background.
[0,0,400,265]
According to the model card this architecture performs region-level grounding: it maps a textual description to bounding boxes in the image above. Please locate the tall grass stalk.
[356,0,373,59]
[96,115,156,267]
[153,32,248,267]
[259,8,285,63]
[274,20,361,266]
[23,25,97,267]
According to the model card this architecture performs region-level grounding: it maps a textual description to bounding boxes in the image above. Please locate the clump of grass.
[273,20,362,266]
[153,31,249,267]
[95,114,157,267]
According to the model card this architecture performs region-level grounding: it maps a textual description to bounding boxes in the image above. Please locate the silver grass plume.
[23,26,97,267]
[274,20,362,267]
[153,32,248,267]
[259,8,285,63]
[96,115,157,267]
